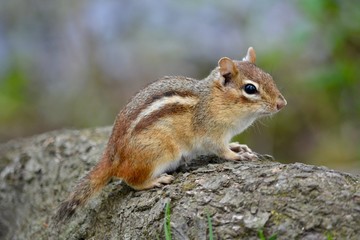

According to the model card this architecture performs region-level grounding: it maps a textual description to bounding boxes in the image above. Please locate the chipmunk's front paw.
[228,142,256,160]
[221,147,255,161]
[229,142,252,153]
[236,151,257,160]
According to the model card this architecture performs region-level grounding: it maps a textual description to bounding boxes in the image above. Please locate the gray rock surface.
[0,127,359,239]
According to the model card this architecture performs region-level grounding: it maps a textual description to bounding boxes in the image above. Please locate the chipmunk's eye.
[244,84,257,94]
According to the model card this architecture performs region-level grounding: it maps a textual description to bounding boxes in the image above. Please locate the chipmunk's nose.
[276,95,287,110]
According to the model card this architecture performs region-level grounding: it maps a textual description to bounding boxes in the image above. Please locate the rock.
[0,127,359,239]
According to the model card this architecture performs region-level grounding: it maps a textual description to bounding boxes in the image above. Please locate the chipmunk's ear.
[218,57,238,85]
[242,47,256,64]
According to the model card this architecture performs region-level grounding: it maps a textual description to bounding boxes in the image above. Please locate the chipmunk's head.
[216,47,286,117]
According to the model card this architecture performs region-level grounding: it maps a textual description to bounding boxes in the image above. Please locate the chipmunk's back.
[122,76,206,118]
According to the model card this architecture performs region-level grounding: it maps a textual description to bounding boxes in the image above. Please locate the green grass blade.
[207,212,213,240]
[326,233,333,240]
[258,229,266,240]
[164,202,172,240]
[268,234,277,240]
[258,228,277,240]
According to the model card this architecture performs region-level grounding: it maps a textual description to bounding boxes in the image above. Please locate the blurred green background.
[0,0,359,173]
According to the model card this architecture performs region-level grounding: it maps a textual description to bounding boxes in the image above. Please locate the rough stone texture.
[0,127,359,240]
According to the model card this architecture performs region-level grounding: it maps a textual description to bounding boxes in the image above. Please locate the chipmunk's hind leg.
[116,158,177,190]
[118,134,180,190]
[130,174,175,190]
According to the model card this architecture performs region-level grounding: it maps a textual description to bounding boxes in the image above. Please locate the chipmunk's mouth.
[256,107,279,116]
[258,111,273,116]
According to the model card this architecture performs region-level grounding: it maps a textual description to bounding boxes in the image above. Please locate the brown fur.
[133,102,194,134]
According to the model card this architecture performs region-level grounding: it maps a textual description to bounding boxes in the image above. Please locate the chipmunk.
[54,47,286,223]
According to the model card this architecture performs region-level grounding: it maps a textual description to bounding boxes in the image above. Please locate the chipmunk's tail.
[53,153,114,224]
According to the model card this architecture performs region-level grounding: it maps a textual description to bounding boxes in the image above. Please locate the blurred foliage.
[0,62,27,122]
[0,0,359,173]
[305,0,359,168]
